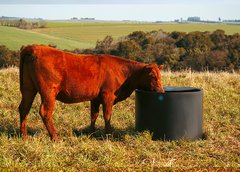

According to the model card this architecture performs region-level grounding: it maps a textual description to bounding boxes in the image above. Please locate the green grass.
[0,68,239,170]
[35,22,240,48]
[0,26,90,51]
[1,22,240,50]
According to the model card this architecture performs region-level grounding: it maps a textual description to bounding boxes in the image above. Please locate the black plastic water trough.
[135,87,203,141]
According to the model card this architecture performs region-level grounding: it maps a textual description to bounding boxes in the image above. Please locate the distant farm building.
[187,17,201,22]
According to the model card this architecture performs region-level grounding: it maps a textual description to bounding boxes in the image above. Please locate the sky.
[0,0,239,21]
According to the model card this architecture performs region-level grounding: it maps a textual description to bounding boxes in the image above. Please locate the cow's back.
[20,45,143,103]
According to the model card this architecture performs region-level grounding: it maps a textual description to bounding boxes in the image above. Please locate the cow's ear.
[146,64,158,69]
[20,45,26,51]
[158,65,164,70]
[144,64,155,72]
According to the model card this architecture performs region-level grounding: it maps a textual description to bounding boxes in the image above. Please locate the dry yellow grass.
[0,67,239,170]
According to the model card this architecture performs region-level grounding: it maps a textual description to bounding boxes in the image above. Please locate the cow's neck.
[114,62,146,103]
[130,63,148,90]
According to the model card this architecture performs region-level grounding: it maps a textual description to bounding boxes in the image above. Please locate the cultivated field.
[1,22,240,50]
[0,68,239,170]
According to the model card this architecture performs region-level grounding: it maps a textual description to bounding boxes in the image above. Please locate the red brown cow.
[19,45,164,141]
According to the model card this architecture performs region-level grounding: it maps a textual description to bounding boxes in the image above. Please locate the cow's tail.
[19,46,26,91]
[19,46,33,91]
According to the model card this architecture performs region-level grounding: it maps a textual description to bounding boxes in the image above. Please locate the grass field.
[0,26,90,50]
[0,68,239,170]
[1,22,240,51]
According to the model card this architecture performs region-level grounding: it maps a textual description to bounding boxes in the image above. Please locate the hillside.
[0,26,90,50]
[1,22,240,51]
[0,68,239,170]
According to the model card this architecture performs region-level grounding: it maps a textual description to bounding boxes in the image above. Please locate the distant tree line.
[0,29,239,71]
[73,29,240,71]
[0,19,47,29]
[223,20,240,23]
[0,45,19,68]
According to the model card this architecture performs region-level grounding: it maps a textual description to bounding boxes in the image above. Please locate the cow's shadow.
[0,124,207,141]
[0,124,41,138]
[0,124,138,141]
[73,126,138,141]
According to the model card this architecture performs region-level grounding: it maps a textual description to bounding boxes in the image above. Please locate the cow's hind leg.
[90,99,100,132]
[18,90,37,139]
[39,95,58,141]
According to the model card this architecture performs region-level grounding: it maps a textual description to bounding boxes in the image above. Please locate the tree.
[206,50,228,70]
[227,33,240,70]
[175,31,213,70]
[95,36,116,54]
[210,30,227,50]
[154,44,180,69]
[0,45,12,67]
[116,40,143,61]
[128,31,148,47]
[0,45,19,68]
[72,29,239,71]
[170,31,186,41]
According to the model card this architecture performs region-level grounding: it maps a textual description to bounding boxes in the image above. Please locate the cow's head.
[139,64,165,93]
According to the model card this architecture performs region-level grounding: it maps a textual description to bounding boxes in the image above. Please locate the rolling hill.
[0,26,91,51]
[1,22,240,51]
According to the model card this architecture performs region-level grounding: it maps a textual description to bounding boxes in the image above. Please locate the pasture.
[0,68,239,170]
[0,26,89,50]
[1,22,240,50]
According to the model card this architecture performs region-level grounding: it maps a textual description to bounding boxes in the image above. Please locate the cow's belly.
[56,90,99,104]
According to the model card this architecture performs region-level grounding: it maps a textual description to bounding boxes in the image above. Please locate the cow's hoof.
[105,128,113,135]
[89,126,96,134]
[51,136,59,142]
[22,135,28,140]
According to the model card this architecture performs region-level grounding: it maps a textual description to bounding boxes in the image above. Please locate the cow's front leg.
[90,99,100,132]
[102,93,115,134]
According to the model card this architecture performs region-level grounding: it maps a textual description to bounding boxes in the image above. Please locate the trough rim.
[135,86,202,94]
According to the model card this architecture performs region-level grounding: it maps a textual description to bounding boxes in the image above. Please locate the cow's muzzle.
[155,87,165,93]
